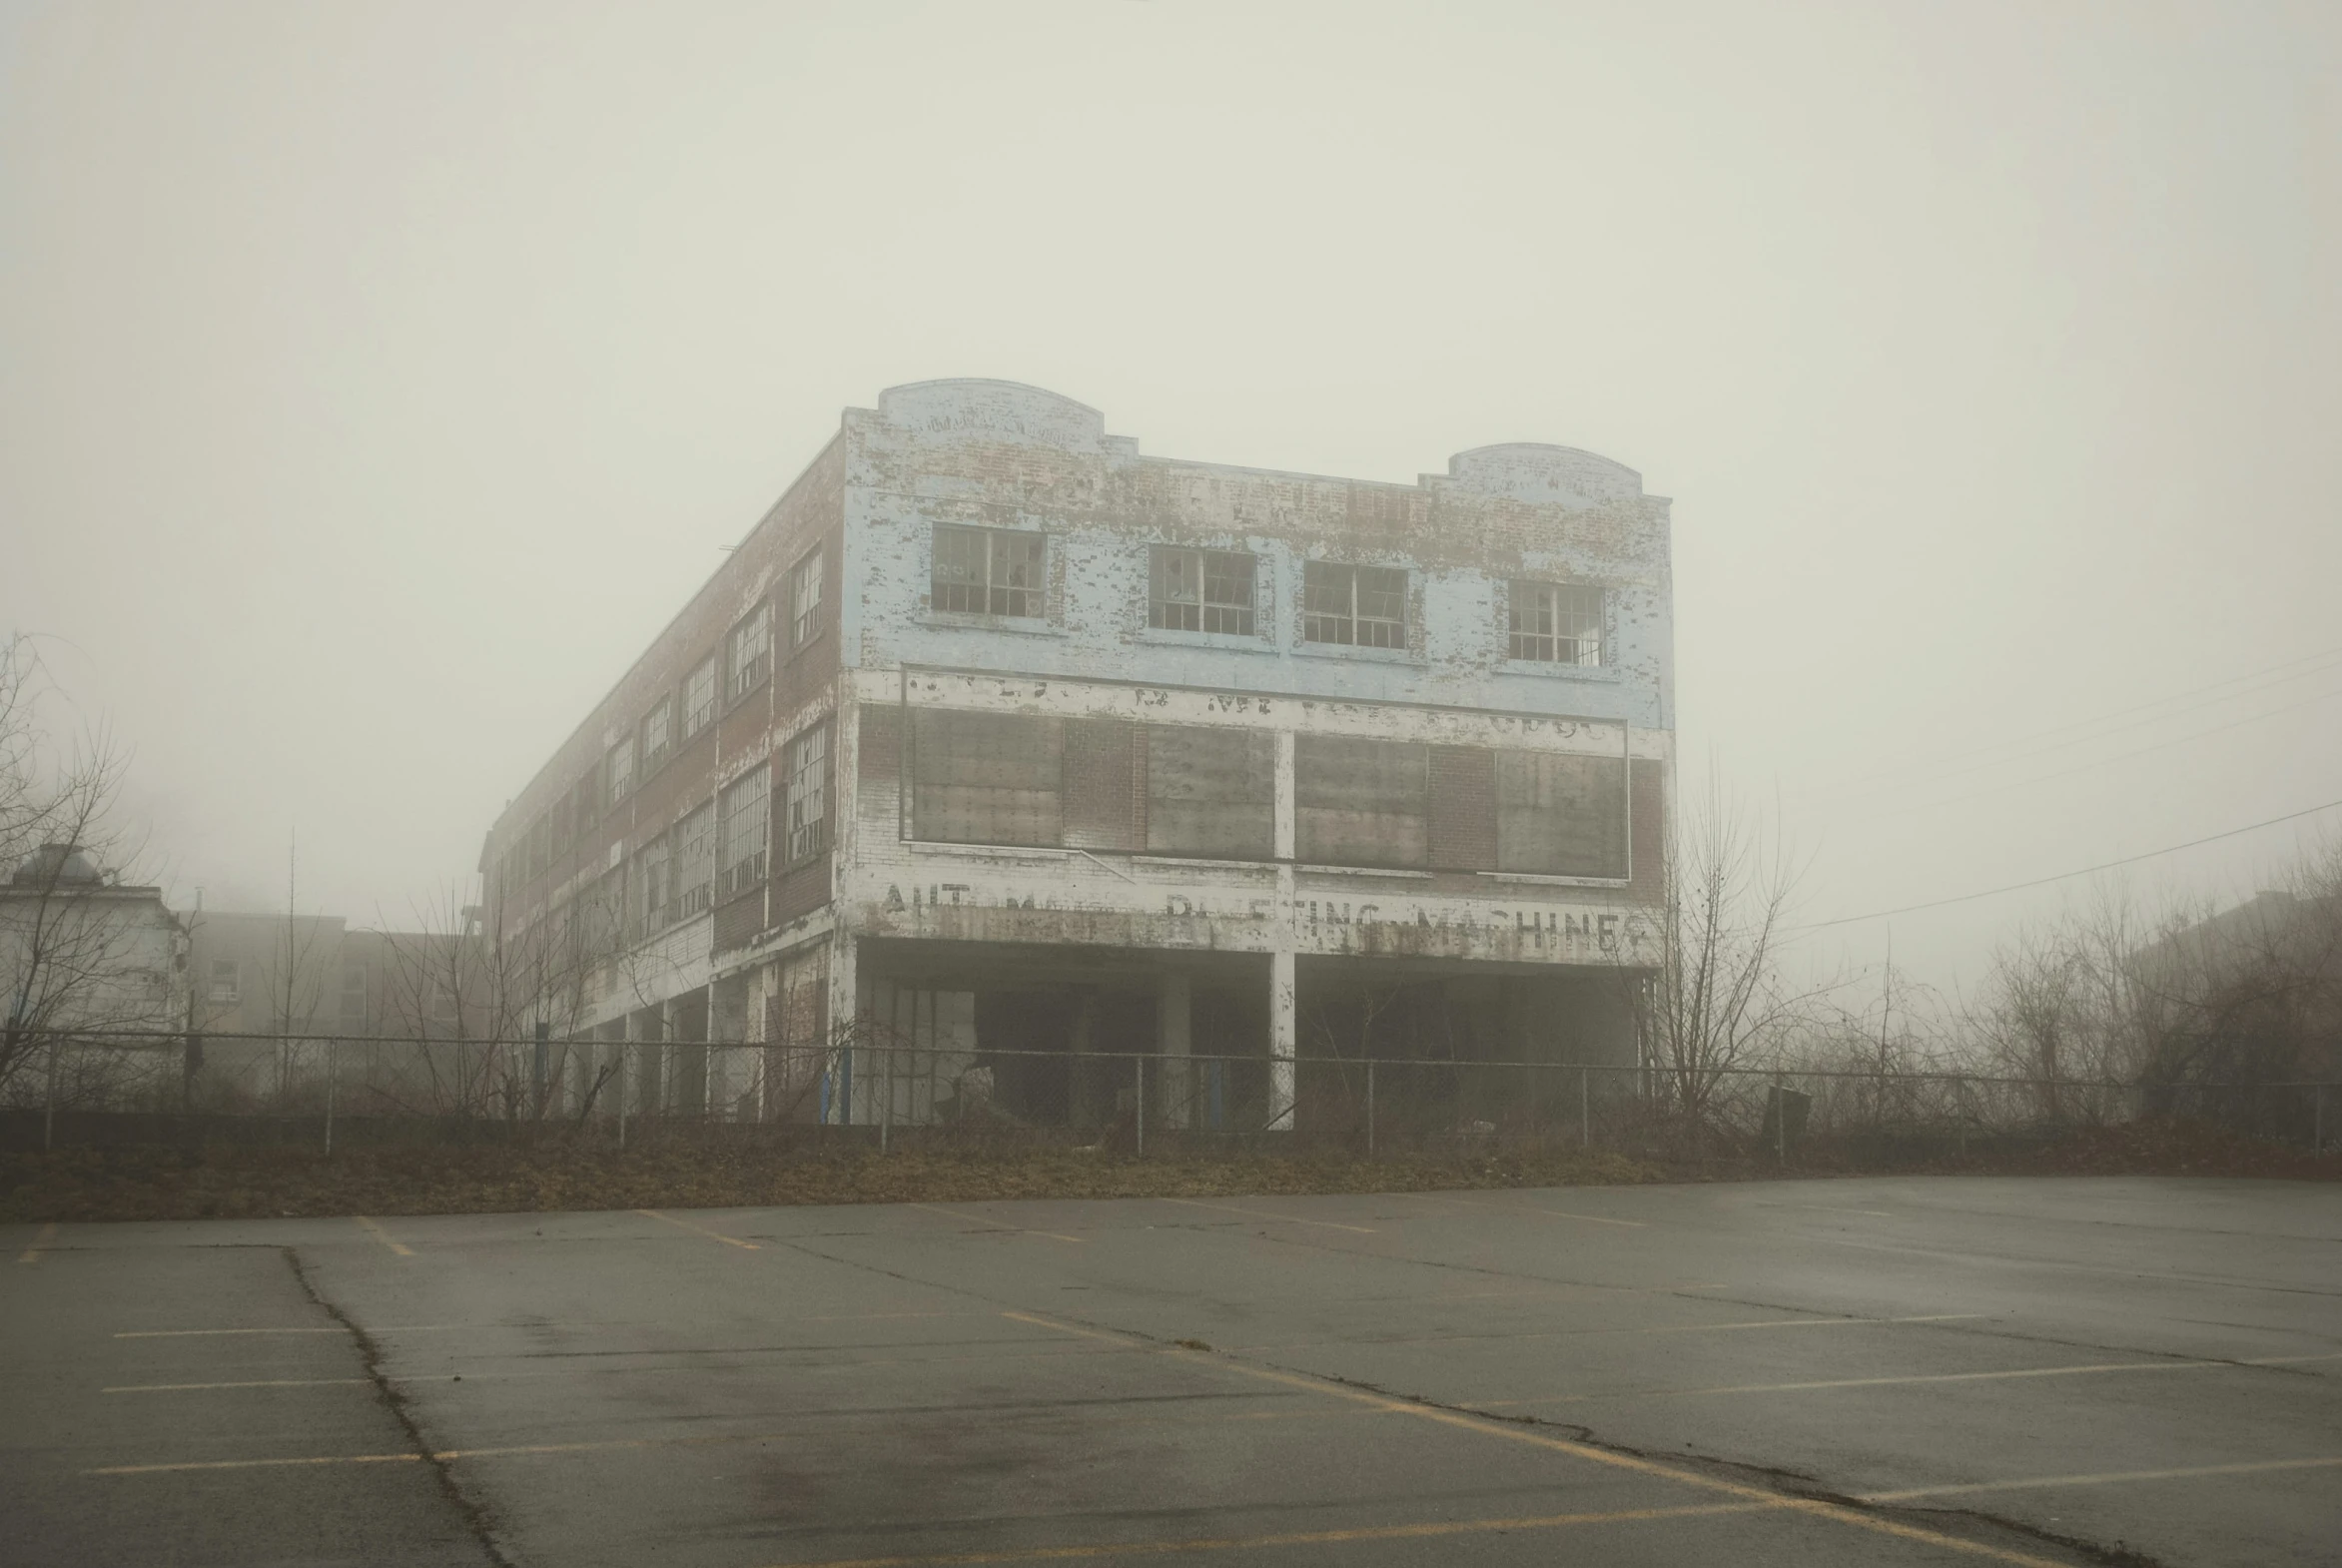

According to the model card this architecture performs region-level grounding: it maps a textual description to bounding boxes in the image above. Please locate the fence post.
[1775,1073,1788,1166]
[1135,1056,1145,1158]
[532,1021,549,1122]
[881,1044,892,1155]
[1366,1059,1375,1160]
[325,1038,336,1156]
[43,1039,58,1151]
[2316,1084,2325,1158]
[1580,1067,1590,1148]
[618,1041,629,1150]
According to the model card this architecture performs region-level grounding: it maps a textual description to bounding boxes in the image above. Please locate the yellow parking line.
[1001,1311,2073,1568]
[1484,1348,2342,1407]
[911,1202,1086,1245]
[637,1208,760,1249]
[1865,1455,2342,1502]
[757,1500,1790,1566]
[17,1222,58,1263]
[105,1379,372,1394]
[1160,1197,1374,1234]
[1399,1192,1645,1228]
[355,1215,414,1256]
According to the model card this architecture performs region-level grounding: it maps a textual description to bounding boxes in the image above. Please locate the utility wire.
[1791,794,2342,932]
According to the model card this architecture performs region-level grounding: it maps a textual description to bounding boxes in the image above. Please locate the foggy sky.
[4,0,2338,998]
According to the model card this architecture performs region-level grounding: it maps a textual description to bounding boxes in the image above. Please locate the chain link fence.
[3,1027,2334,1163]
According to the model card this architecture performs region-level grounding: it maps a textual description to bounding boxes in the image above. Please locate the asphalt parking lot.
[3,1176,2336,1568]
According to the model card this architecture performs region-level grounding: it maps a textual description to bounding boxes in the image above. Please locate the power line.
[1791,793,2342,933]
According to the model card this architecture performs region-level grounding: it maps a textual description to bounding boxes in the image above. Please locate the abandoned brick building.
[480,380,1673,1132]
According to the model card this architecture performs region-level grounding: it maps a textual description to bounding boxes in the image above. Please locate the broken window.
[682,655,717,738]
[1507,580,1605,665]
[911,708,1064,846]
[932,523,1046,618]
[787,723,829,863]
[729,602,771,700]
[636,835,671,939]
[1493,750,1629,877]
[604,734,635,810]
[790,546,825,648]
[1302,561,1406,648]
[1149,547,1256,635]
[672,802,715,918]
[340,966,367,1029]
[716,766,770,899]
[641,695,673,774]
[1295,734,1429,867]
[208,960,240,1005]
[1146,726,1275,858]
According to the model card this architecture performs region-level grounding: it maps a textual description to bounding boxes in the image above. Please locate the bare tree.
[0,635,180,1108]
[1623,769,1825,1125]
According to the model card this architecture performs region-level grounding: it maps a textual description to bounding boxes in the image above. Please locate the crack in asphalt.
[281,1246,514,1568]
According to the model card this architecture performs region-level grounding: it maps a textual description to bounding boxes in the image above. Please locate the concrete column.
[1268,950,1296,1132]
[828,931,857,1125]
[1273,729,1296,863]
[1157,971,1192,1130]
[1270,726,1299,1133]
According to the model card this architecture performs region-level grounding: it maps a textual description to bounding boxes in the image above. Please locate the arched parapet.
[1446,442,1642,509]
[874,379,1111,452]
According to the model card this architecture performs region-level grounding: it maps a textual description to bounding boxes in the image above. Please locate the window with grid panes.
[790,547,824,647]
[1507,580,1605,665]
[605,735,635,809]
[1149,547,1255,634]
[636,836,670,939]
[786,724,828,863]
[1302,561,1406,648]
[641,695,672,773]
[673,802,714,917]
[729,603,771,699]
[932,523,1045,617]
[682,656,717,737]
[716,767,769,898]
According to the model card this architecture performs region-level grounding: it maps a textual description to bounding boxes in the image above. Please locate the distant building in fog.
[481,380,1675,1130]
[2,843,186,1108]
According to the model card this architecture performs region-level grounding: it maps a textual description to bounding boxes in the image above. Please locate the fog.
[4,0,2337,992]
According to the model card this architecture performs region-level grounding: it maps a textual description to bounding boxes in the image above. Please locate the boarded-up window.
[1063,719,1141,851]
[1147,727,1274,858]
[911,709,1064,847]
[1494,751,1628,877]
[1295,735,1427,868]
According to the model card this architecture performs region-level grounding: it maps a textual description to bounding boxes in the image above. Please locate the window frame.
[1148,546,1257,636]
[790,545,825,648]
[208,959,241,1005]
[728,602,772,702]
[785,723,830,865]
[672,801,715,919]
[931,522,1047,619]
[682,655,718,738]
[715,766,771,900]
[1506,579,1606,666]
[636,834,672,941]
[1301,561,1407,649]
[604,734,636,810]
[641,694,673,774]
